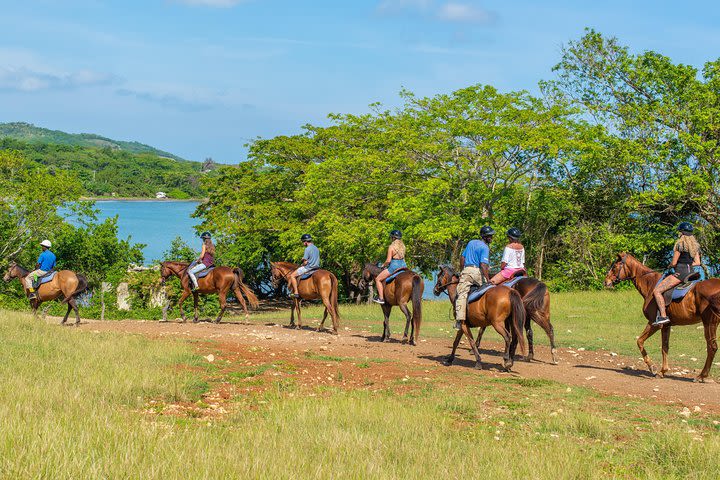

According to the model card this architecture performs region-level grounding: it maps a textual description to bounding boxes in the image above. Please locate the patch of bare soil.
[71,316,720,416]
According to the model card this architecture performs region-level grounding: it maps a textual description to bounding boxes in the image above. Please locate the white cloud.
[437,2,495,24]
[173,0,247,7]
[116,85,226,112]
[0,66,115,92]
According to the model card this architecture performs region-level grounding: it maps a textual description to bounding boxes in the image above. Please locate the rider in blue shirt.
[289,234,321,298]
[26,240,57,299]
[454,226,494,330]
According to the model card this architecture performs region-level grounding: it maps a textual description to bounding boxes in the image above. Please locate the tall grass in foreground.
[242,290,714,374]
[1,310,719,479]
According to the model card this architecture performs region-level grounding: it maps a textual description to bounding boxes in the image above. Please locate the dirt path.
[71,317,720,412]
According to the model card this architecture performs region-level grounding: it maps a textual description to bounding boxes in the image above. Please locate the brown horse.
[434,265,526,371]
[605,252,720,381]
[361,263,423,345]
[160,261,259,323]
[3,262,88,325]
[481,277,557,364]
[270,262,340,334]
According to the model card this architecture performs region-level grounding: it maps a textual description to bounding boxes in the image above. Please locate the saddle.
[299,268,319,281]
[385,268,410,284]
[503,275,527,288]
[187,262,215,279]
[656,273,701,305]
[32,270,57,289]
[467,284,495,304]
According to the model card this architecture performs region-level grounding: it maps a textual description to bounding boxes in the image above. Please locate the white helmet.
[40,240,52,248]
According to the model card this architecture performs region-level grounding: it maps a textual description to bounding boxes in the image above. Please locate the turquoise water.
[84,200,200,262]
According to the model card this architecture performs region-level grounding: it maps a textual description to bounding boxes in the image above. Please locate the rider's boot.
[372,296,385,304]
[27,287,37,300]
[652,314,670,326]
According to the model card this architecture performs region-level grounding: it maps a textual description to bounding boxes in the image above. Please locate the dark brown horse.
[3,262,88,325]
[434,265,526,371]
[270,262,340,334]
[605,252,720,381]
[160,261,259,323]
[361,263,423,345]
[483,277,557,364]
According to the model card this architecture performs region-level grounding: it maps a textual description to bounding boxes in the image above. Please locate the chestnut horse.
[485,277,557,364]
[605,252,720,381]
[160,261,259,323]
[270,262,340,334]
[361,263,423,345]
[434,265,526,371]
[3,262,88,326]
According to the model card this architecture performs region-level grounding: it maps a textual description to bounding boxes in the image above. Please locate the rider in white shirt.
[490,228,525,285]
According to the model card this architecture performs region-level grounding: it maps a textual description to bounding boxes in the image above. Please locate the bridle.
[610,254,656,285]
[434,268,459,295]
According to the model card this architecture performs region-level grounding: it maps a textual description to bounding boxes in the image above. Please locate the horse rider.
[188,232,215,291]
[490,227,525,285]
[454,226,495,330]
[289,234,321,298]
[652,222,702,326]
[25,239,56,300]
[372,229,407,304]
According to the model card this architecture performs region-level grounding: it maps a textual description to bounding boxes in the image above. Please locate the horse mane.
[272,261,299,270]
[363,262,383,275]
[440,264,457,277]
[619,252,654,275]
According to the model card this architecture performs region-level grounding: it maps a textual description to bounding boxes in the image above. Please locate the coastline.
[79,197,204,202]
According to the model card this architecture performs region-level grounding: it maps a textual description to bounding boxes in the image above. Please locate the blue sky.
[1,0,719,163]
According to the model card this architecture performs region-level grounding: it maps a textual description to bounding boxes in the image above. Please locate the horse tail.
[330,273,341,321]
[522,280,548,322]
[63,273,89,303]
[234,268,259,309]
[509,288,527,357]
[411,274,423,340]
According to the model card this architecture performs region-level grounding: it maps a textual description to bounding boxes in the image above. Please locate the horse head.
[604,252,632,288]
[269,262,287,288]
[159,261,186,284]
[3,262,18,282]
[433,265,456,296]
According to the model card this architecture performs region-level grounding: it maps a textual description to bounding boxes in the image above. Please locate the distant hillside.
[0,122,187,162]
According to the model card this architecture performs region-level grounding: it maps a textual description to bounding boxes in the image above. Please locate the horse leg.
[381,304,392,342]
[637,323,661,375]
[289,302,296,328]
[398,303,412,344]
[697,319,719,382]
[659,325,671,378]
[473,326,487,350]
[233,285,249,321]
[214,290,227,324]
[295,298,303,329]
[491,322,513,371]
[61,302,71,325]
[178,290,190,322]
[192,292,199,323]
[444,329,464,366]
[462,323,483,369]
[525,318,535,362]
[319,307,328,332]
[318,293,335,334]
[537,316,558,364]
[72,297,81,326]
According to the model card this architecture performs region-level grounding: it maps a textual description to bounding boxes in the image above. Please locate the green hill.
[0,122,187,162]
[0,124,213,199]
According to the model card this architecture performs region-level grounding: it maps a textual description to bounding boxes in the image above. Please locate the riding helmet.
[200,232,212,239]
[480,225,496,237]
[40,239,52,248]
[677,222,693,234]
[301,234,313,242]
[390,229,402,239]
[507,227,521,240]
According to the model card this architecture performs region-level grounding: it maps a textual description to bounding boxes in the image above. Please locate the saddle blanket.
[32,271,57,288]
[655,275,699,304]
[299,269,319,281]
[503,276,527,288]
[196,267,215,279]
[385,268,410,284]
[468,284,495,304]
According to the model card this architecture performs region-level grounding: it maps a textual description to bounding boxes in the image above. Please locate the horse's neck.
[628,259,661,298]
[447,279,458,304]
[170,263,188,277]
[15,265,30,278]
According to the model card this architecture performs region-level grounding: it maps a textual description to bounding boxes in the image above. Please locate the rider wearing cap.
[372,229,407,304]
[188,232,215,291]
[25,240,56,299]
[490,227,525,285]
[652,222,702,326]
[454,226,494,330]
[289,234,321,298]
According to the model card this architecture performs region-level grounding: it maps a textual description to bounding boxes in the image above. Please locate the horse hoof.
[443,357,454,367]
[649,365,657,376]
[409,340,416,347]
[330,330,339,336]
[526,354,534,362]
[401,337,408,344]
[475,362,484,370]
[693,376,706,383]
[295,326,301,330]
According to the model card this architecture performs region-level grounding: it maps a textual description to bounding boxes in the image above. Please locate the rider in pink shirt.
[490,228,525,285]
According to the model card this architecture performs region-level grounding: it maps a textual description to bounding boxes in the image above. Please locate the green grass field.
[240,290,714,374]
[2,291,719,478]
